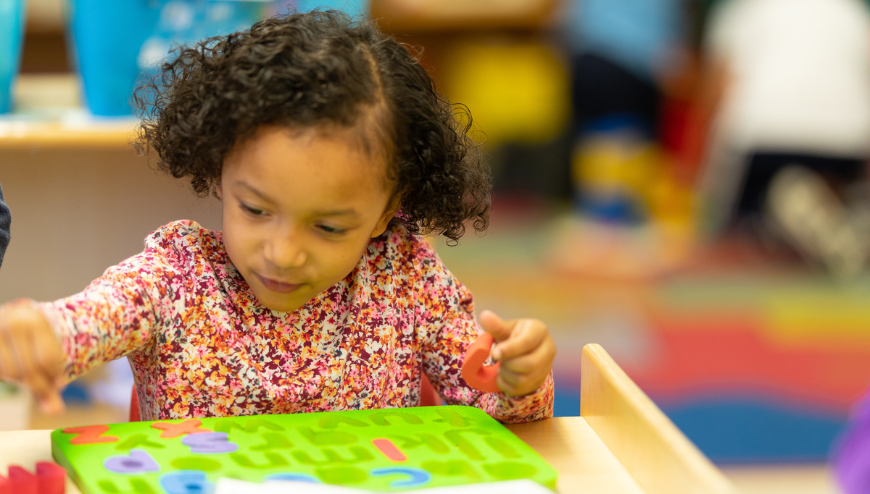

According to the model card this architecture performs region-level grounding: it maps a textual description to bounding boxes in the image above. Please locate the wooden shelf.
[371,0,558,33]
[0,74,136,149]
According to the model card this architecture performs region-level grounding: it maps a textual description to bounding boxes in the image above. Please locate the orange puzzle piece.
[63,425,119,445]
[151,419,212,439]
[461,333,501,393]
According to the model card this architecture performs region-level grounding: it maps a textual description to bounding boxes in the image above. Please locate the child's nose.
[264,230,307,269]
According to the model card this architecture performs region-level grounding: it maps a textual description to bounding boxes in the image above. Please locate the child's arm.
[0,300,65,413]
[416,253,555,423]
[0,237,178,412]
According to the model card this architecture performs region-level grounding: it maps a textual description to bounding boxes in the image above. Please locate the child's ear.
[215,181,223,200]
[371,194,402,238]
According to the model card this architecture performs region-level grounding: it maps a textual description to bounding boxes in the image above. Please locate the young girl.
[0,11,555,423]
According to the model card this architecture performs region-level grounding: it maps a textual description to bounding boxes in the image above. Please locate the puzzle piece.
[264,473,320,483]
[372,438,407,462]
[461,333,501,393]
[63,425,119,445]
[371,467,432,488]
[182,432,238,454]
[8,466,36,494]
[0,463,66,494]
[103,449,160,474]
[36,462,66,494]
[159,471,214,494]
[152,419,211,439]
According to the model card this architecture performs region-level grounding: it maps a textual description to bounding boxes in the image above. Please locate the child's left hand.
[479,310,556,397]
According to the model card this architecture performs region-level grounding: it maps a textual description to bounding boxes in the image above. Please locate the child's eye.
[241,204,267,216]
[317,224,346,235]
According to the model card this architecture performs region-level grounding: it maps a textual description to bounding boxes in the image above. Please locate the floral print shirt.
[39,221,554,422]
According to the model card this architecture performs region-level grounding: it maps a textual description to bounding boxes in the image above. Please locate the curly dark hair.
[133,10,490,242]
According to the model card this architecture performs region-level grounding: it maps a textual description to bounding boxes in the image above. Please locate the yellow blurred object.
[441,39,570,147]
[572,135,696,232]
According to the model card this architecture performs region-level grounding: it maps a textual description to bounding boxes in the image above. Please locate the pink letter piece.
[36,462,66,494]
[151,419,211,439]
[7,466,37,494]
[63,425,119,445]
[372,438,407,462]
[461,333,501,393]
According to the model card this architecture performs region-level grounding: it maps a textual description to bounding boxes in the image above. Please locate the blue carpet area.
[553,386,848,462]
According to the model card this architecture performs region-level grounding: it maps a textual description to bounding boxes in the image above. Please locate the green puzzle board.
[51,406,558,493]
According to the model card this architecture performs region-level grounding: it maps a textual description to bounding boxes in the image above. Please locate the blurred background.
[3,0,870,492]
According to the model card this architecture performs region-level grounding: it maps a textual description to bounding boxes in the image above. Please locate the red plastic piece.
[63,425,119,445]
[460,333,501,393]
[0,474,10,494]
[372,438,407,462]
[152,419,212,439]
[36,462,66,494]
[8,466,37,494]
[129,387,141,422]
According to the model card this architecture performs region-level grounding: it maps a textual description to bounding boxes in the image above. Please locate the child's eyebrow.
[236,181,359,218]
[313,208,360,218]
[235,181,275,203]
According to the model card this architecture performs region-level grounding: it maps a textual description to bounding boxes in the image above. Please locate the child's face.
[218,125,398,312]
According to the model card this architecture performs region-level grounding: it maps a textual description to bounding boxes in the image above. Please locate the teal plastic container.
[67,0,279,117]
[296,0,367,16]
[0,0,26,114]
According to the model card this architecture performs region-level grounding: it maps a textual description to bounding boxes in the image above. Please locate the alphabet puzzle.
[51,406,557,493]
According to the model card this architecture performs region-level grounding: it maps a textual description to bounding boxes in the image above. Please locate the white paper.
[215,478,371,494]
[215,478,554,494]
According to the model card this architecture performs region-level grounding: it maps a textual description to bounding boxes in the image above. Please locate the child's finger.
[497,369,542,397]
[491,319,547,362]
[499,350,547,375]
[478,310,516,343]
[24,368,65,414]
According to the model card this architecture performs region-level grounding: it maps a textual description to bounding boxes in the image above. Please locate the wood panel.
[581,343,736,494]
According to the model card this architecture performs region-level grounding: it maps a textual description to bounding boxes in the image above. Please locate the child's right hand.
[0,300,66,414]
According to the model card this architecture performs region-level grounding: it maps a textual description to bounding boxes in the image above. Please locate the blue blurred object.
[67,0,280,117]
[295,0,366,17]
[0,0,26,114]
[60,381,92,404]
[553,382,848,461]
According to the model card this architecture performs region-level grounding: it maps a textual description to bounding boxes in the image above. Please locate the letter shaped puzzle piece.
[152,419,211,439]
[104,449,161,475]
[264,473,320,484]
[460,333,501,393]
[159,471,214,494]
[0,463,66,494]
[182,432,239,454]
[371,467,432,488]
[6,466,36,494]
[372,438,407,462]
[36,462,66,494]
[63,425,119,445]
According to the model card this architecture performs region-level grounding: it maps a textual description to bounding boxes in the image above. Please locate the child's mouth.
[255,274,302,293]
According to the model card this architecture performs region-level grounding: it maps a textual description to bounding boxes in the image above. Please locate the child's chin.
[255,292,308,313]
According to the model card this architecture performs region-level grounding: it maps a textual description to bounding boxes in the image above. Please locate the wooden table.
[0,346,736,493]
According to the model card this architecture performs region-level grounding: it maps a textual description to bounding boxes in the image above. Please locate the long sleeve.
[37,242,180,381]
[416,250,554,424]
[0,184,10,269]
